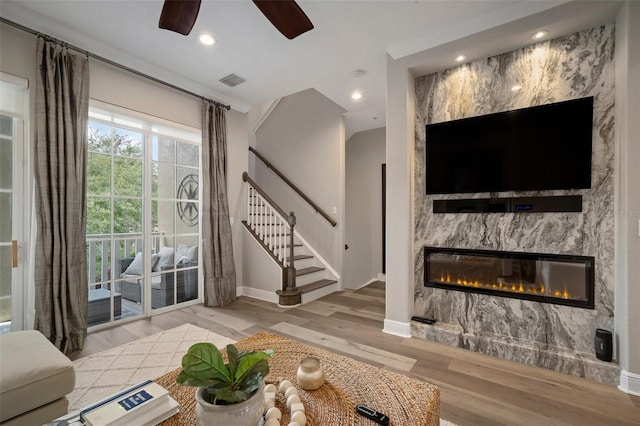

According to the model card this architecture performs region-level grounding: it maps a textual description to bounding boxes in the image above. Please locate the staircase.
[242,172,338,306]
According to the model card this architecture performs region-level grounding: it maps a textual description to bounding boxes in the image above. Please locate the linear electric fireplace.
[424,247,594,309]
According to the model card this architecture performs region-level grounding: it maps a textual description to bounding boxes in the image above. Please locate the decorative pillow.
[153,246,175,271]
[123,252,160,276]
[176,244,198,264]
[187,245,198,262]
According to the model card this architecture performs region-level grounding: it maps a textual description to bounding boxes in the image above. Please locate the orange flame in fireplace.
[435,273,570,299]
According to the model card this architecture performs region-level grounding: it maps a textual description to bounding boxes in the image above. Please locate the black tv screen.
[425,97,593,194]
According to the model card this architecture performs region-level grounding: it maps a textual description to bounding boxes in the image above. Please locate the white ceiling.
[0,0,621,136]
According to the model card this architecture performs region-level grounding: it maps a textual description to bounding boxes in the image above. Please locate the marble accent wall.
[413,25,618,384]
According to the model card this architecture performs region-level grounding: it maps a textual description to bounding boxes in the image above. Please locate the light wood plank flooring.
[72,282,640,425]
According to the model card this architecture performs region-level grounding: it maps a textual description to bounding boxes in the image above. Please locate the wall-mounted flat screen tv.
[425,97,593,195]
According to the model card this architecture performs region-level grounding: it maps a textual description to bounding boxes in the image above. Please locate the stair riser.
[301,283,339,304]
[295,271,327,286]
[289,257,315,269]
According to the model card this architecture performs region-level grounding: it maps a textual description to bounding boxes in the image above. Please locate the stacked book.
[80,380,178,426]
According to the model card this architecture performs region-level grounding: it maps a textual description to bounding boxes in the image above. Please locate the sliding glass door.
[0,75,29,333]
[86,120,145,326]
[86,102,200,328]
[152,136,200,313]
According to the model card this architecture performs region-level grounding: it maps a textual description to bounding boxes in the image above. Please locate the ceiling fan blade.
[158,0,201,36]
[252,0,314,40]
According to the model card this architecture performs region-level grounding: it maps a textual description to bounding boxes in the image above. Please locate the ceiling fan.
[158,0,314,40]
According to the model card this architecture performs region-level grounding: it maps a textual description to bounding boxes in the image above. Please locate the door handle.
[12,240,18,268]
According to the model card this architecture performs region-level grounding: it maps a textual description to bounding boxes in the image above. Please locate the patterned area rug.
[69,323,235,411]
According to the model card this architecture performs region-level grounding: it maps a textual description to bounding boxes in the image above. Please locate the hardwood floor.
[73,282,640,425]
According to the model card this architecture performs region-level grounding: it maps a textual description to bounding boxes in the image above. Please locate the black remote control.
[356,404,390,425]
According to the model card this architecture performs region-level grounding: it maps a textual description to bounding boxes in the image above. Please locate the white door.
[0,75,29,333]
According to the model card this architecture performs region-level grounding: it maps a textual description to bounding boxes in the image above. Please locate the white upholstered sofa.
[0,330,75,425]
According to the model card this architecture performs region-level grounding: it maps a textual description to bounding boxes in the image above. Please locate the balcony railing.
[86,232,163,288]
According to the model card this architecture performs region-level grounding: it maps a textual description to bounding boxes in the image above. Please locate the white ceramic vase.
[195,382,265,426]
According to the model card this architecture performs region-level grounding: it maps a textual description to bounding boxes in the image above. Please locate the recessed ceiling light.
[511,84,522,92]
[532,30,548,40]
[199,33,215,46]
[455,55,467,62]
[351,91,363,100]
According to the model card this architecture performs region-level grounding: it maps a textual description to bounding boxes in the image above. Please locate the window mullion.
[109,127,116,319]
[143,131,153,316]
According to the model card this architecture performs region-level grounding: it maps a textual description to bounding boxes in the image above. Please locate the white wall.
[614,0,640,395]
[0,21,249,313]
[240,228,282,302]
[384,59,415,337]
[253,89,345,277]
[0,24,37,88]
[344,127,386,289]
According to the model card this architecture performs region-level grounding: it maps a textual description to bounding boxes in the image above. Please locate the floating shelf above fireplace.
[424,247,594,309]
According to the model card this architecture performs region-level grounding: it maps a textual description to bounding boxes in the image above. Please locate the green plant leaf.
[176,369,216,388]
[177,343,231,387]
[234,349,274,389]
[237,370,266,396]
[176,344,274,405]
[227,344,239,380]
[236,349,252,358]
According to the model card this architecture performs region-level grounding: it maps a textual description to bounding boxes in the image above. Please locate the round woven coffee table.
[155,331,440,426]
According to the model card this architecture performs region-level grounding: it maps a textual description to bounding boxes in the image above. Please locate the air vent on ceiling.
[219,74,246,87]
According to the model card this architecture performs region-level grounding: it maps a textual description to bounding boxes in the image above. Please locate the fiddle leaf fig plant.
[176,342,275,405]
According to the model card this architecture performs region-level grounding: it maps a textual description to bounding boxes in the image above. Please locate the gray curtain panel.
[33,38,90,353]
[201,101,237,306]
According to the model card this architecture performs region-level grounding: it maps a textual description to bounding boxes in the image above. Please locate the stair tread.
[298,279,338,294]
[289,254,313,261]
[296,266,324,276]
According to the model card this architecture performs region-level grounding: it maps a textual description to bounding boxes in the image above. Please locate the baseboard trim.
[383,319,412,338]
[618,369,640,396]
[356,277,381,289]
[237,286,279,304]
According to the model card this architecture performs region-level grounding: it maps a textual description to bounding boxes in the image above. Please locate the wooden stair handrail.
[244,171,301,305]
[249,146,337,227]
[243,171,290,220]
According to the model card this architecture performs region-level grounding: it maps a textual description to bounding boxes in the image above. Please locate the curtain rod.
[0,17,231,110]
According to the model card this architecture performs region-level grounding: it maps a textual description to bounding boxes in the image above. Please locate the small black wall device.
[595,328,613,362]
